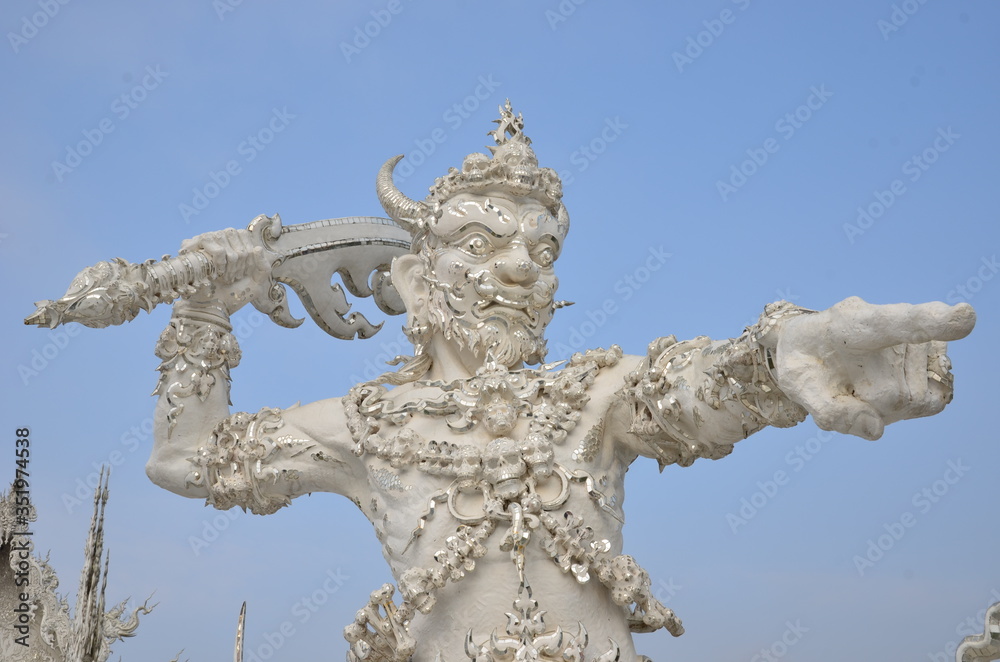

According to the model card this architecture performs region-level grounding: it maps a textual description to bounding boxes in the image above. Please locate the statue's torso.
[338,349,672,661]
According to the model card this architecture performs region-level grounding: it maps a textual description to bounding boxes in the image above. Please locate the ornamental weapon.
[24,214,411,340]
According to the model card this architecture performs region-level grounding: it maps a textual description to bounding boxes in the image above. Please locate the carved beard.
[420,273,552,367]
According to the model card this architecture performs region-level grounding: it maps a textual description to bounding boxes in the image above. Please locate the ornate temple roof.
[0,469,151,661]
[958,601,1000,662]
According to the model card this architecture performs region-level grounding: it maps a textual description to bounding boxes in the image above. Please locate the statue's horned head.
[375,99,569,253]
[379,101,570,367]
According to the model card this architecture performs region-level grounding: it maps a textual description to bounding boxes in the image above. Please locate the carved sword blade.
[25,214,412,340]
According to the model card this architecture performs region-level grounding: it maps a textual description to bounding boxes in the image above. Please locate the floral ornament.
[154,316,241,435]
[189,407,312,515]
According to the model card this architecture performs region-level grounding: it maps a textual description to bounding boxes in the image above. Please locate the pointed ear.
[391,253,429,318]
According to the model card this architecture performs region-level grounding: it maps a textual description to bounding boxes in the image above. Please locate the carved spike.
[464,629,477,658]
[593,639,621,662]
[234,602,246,662]
[534,626,565,653]
[505,611,520,634]
[486,629,521,654]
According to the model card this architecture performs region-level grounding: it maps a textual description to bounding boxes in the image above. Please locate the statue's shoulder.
[277,394,356,449]
[546,345,645,409]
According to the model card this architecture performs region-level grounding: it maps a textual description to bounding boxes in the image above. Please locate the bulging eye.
[534,247,554,267]
[467,236,489,256]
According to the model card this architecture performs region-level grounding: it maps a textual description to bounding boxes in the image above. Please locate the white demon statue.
[27,102,976,661]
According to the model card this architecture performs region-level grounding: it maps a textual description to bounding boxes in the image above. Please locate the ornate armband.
[623,301,811,468]
[189,407,308,515]
[154,310,241,436]
[709,300,812,429]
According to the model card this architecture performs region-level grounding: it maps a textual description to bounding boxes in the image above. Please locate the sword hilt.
[26,213,410,339]
[24,250,222,329]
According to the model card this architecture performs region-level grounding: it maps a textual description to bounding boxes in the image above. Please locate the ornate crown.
[376,100,568,246]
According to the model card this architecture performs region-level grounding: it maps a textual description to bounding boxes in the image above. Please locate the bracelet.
[154,313,241,436]
[190,407,294,515]
[171,299,233,331]
[712,300,812,429]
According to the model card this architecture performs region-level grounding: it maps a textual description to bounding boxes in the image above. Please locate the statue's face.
[419,192,566,365]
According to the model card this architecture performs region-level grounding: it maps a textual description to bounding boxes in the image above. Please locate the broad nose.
[493,242,539,286]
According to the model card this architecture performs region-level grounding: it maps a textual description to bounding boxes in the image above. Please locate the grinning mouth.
[481,293,531,312]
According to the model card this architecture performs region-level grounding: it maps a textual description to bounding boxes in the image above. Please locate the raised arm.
[145,229,365,513]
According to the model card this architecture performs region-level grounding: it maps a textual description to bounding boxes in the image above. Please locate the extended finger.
[828,297,975,350]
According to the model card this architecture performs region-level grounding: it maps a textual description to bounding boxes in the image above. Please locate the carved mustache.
[467,270,554,316]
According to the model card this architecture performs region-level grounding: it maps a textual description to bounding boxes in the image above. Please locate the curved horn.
[376,155,427,234]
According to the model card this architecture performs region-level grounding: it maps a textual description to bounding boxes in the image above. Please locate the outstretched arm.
[145,229,365,513]
[616,302,811,468]
[615,298,974,468]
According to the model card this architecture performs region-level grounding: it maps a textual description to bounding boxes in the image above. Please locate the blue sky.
[3,1,999,660]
